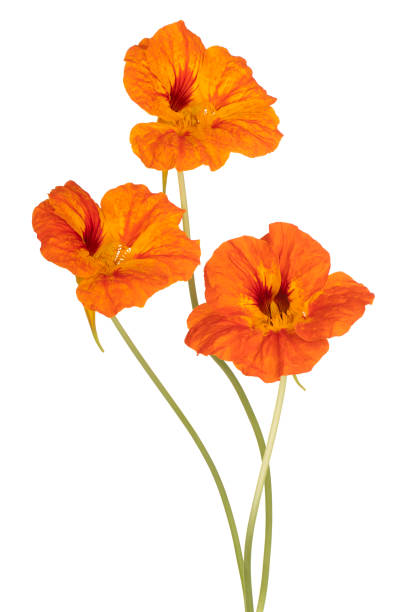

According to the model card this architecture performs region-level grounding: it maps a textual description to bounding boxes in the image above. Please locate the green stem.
[177,171,199,309]
[111,315,245,599]
[212,356,273,612]
[162,170,168,194]
[176,170,273,612]
[244,377,287,612]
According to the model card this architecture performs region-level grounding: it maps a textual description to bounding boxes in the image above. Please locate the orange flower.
[185,223,374,382]
[33,181,200,317]
[123,21,282,171]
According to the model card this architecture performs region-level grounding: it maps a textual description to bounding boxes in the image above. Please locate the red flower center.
[256,282,290,318]
[83,209,103,255]
[169,68,196,112]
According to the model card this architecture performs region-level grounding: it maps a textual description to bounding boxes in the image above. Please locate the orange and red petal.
[76,258,172,318]
[100,183,200,276]
[124,21,205,118]
[185,304,329,383]
[124,43,172,120]
[203,236,281,307]
[48,182,103,251]
[129,122,230,171]
[100,183,182,244]
[198,45,276,110]
[296,272,374,341]
[212,106,282,159]
[32,196,103,278]
[263,223,331,301]
[186,304,259,362]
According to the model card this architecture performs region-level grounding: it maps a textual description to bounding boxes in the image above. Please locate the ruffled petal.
[100,184,181,243]
[198,46,275,110]
[203,236,281,307]
[296,272,374,341]
[211,106,282,158]
[129,121,230,171]
[124,21,205,119]
[32,181,104,277]
[186,303,260,361]
[76,258,172,317]
[195,46,282,158]
[100,183,200,278]
[263,223,330,300]
[185,304,329,383]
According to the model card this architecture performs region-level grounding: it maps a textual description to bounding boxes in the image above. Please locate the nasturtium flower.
[123,20,282,172]
[185,223,374,382]
[33,181,200,317]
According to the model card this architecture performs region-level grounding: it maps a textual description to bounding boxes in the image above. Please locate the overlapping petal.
[263,223,331,300]
[297,272,375,341]
[186,304,329,383]
[197,46,275,110]
[185,223,373,382]
[203,236,281,307]
[33,181,201,317]
[32,182,104,277]
[124,21,282,171]
[129,122,230,171]
[76,259,172,318]
[124,21,205,120]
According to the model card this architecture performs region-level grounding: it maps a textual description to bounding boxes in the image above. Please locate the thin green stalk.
[212,356,273,612]
[162,171,168,194]
[111,315,245,601]
[244,377,287,612]
[176,170,273,612]
[177,171,199,309]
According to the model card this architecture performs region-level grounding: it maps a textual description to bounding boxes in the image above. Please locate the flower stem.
[162,170,168,193]
[177,171,199,309]
[212,356,273,612]
[111,315,246,601]
[244,376,287,612]
[176,170,273,612]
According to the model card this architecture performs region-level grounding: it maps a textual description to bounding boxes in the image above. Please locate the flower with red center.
[185,223,374,382]
[33,181,200,317]
[123,21,282,172]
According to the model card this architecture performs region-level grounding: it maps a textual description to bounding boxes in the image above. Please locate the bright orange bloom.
[185,223,374,382]
[123,21,282,171]
[33,181,200,317]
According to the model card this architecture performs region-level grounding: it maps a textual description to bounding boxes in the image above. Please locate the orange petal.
[100,183,200,278]
[32,181,104,277]
[203,236,281,308]
[100,184,181,243]
[263,223,330,300]
[124,21,205,119]
[129,122,230,171]
[185,304,329,383]
[186,303,260,361]
[196,46,282,158]
[76,259,172,318]
[296,272,374,341]
[211,106,282,158]
[198,45,276,110]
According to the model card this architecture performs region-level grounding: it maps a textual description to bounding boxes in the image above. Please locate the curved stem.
[212,356,273,612]
[176,170,273,612]
[111,315,245,600]
[244,377,287,612]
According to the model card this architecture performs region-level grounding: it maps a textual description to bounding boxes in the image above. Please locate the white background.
[1,1,407,610]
